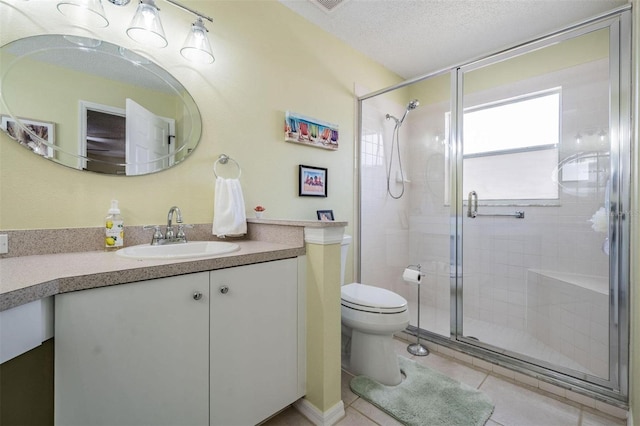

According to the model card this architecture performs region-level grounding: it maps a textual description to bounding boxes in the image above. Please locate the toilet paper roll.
[402,268,422,284]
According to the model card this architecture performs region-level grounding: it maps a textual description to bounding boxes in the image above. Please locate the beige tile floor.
[264,338,627,426]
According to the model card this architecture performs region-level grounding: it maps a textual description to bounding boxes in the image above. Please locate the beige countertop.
[0,240,304,312]
[0,219,349,312]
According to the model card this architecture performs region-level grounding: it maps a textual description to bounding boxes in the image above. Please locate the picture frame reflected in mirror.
[1,115,55,158]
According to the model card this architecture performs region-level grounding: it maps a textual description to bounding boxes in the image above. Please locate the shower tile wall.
[360,98,412,301]
[361,57,610,378]
[527,270,609,377]
[361,96,452,333]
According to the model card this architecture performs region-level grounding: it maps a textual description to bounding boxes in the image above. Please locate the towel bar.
[214,154,242,179]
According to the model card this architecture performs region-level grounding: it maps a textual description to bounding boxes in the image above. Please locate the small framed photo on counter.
[317,210,334,221]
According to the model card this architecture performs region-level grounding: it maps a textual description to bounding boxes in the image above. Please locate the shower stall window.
[462,89,560,201]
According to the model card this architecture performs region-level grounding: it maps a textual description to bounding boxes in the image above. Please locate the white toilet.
[340,235,409,386]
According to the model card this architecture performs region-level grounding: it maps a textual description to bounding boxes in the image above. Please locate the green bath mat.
[350,356,494,426]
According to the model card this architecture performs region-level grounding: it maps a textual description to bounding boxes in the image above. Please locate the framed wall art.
[1,115,55,158]
[285,111,339,151]
[299,165,327,197]
[317,210,334,221]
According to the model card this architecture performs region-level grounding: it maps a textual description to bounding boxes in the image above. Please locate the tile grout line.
[476,370,491,390]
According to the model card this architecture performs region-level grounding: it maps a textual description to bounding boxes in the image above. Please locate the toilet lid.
[341,283,407,314]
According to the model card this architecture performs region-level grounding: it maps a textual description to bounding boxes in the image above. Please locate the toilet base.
[349,329,402,386]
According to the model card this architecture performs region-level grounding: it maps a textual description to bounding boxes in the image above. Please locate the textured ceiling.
[279,0,628,79]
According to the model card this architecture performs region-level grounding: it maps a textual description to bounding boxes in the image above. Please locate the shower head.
[386,99,420,126]
[399,99,420,124]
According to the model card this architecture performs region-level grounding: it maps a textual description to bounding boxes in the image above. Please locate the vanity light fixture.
[180,17,214,64]
[123,0,215,63]
[573,127,609,145]
[598,129,608,142]
[57,0,109,28]
[126,0,168,48]
[59,0,216,63]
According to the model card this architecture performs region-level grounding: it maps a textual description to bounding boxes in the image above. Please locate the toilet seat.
[341,283,407,314]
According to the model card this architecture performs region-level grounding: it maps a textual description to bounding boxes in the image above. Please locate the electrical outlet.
[0,234,8,254]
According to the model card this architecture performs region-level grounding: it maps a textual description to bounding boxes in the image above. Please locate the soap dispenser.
[105,200,124,251]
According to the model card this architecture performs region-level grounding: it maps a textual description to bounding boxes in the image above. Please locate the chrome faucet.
[144,206,192,245]
[165,206,183,239]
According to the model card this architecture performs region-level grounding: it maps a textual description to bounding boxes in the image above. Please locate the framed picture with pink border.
[299,165,327,197]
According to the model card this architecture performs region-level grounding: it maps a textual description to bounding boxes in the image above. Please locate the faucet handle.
[143,225,163,244]
[176,223,193,241]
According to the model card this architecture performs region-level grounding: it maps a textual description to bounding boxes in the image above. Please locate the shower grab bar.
[467,191,525,219]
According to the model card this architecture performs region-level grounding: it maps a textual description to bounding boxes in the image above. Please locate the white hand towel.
[212,177,247,238]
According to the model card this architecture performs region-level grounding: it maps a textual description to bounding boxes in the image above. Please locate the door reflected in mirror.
[85,106,125,174]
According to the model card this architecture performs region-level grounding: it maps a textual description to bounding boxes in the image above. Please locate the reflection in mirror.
[85,105,126,174]
[0,34,202,176]
[556,151,610,197]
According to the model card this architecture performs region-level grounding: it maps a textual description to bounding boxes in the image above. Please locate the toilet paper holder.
[404,264,425,283]
[405,264,429,357]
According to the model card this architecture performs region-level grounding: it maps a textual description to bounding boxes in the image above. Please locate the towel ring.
[213,154,242,179]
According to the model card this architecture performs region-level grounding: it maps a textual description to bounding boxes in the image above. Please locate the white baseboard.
[628,407,633,426]
[294,398,345,426]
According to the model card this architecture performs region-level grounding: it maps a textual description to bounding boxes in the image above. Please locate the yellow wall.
[0,0,401,232]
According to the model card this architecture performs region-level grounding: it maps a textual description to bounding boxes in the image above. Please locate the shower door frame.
[356,5,631,404]
[451,9,631,402]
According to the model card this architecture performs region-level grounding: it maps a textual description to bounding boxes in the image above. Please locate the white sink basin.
[116,241,240,260]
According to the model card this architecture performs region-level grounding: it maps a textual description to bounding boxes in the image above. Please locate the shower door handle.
[467,191,478,218]
[467,190,525,219]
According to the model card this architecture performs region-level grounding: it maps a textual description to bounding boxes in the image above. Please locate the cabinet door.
[55,272,209,426]
[210,259,299,426]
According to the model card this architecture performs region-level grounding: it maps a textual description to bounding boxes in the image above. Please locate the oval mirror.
[0,34,202,176]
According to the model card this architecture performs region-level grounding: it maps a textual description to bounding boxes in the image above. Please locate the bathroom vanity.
[55,258,304,426]
[0,219,347,425]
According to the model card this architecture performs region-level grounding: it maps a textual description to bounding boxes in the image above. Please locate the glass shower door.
[455,20,628,391]
[359,74,453,339]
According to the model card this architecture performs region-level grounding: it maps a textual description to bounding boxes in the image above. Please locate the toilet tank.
[340,235,352,286]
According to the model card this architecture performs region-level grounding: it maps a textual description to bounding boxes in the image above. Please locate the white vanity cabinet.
[210,258,303,426]
[54,257,305,426]
[55,272,211,426]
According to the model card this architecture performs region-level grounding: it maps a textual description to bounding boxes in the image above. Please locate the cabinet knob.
[193,291,203,301]
[219,285,229,294]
